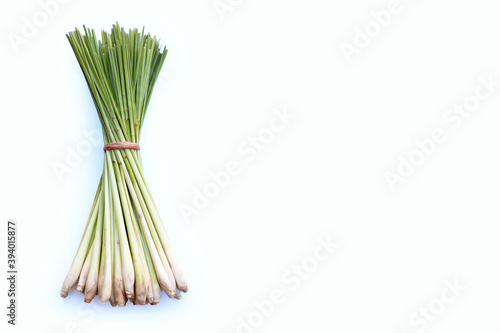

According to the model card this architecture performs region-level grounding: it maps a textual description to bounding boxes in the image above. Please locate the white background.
[1,0,500,332]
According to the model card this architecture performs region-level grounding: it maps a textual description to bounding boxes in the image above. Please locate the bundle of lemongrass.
[60,24,187,306]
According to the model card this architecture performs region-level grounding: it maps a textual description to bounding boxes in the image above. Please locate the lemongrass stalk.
[99,161,112,303]
[143,254,154,304]
[127,194,153,305]
[109,194,117,307]
[138,220,159,304]
[151,281,161,305]
[77,240,95,292]
[108,235,116,306]
[113,216,126,306]
[109,292,117,307]
[84,190,105,302]
[108,201,116,312]
[163,242,188,293]
[97,238,105,297]
[148,255,162,305]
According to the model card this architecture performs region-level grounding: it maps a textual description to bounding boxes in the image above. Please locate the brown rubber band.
[103,142,140,151]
